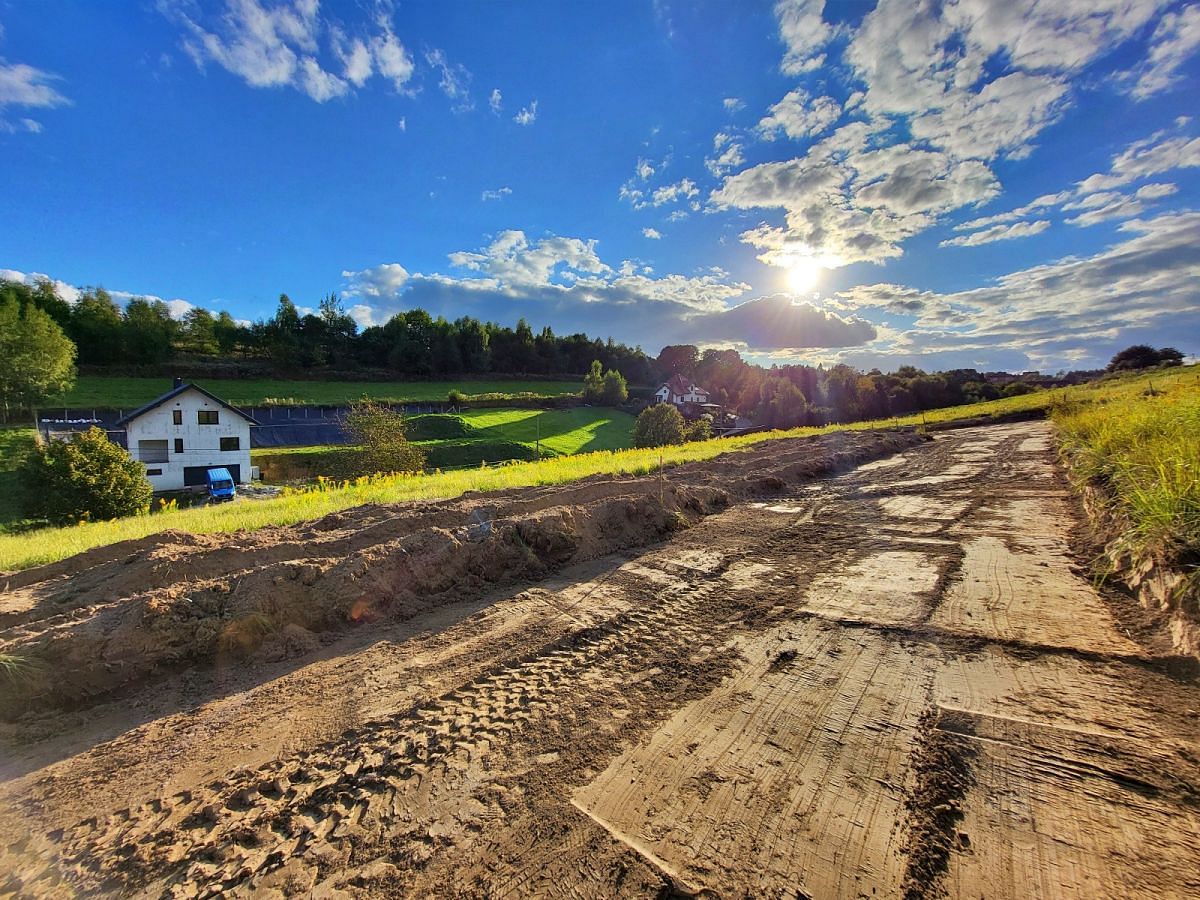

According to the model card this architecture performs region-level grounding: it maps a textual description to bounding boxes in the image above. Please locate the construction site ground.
[1,421,1198,899]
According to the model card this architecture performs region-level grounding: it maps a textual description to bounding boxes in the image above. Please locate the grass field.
[55,376,585,409]
[252,408,636,480]
[1,366,1194,572]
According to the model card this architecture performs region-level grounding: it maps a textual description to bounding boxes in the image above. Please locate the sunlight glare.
[787,258,822,294]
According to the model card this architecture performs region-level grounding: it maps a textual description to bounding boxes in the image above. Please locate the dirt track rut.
[2,421,1198,898]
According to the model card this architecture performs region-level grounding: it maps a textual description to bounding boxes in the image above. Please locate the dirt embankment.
[1075,482,1199,658]
[0,429,924,719]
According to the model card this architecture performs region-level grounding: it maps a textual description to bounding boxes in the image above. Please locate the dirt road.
[2,421,1198,898]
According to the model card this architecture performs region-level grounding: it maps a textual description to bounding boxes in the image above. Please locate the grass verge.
[1,366,1194,573]
[1052,376,1199,568]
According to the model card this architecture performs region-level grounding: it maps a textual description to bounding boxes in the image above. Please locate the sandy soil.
[1,422,1197,898]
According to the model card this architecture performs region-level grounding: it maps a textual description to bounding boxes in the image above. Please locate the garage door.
[183,464,242,487]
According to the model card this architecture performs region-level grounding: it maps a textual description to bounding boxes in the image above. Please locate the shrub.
[338,399,425,476]
[22,426,152,524]
[684,417,713,442]
[633,403,685,448]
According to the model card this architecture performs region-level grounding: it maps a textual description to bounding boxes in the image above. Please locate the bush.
[633,403,685,448]
[338,399,425,477]
[1001,381,1037,397]
[601,369,629,405]
[684,417,712,442]
[22,427,152,524]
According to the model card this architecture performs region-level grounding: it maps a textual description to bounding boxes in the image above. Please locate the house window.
[220,437,240,451]
[145,468,163,476]
[174,438,184,454]
[137,440,168,464]
[197,410,219,425]
[172,409,182,425]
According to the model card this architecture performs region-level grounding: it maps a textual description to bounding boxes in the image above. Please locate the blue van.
[205,467,237,502]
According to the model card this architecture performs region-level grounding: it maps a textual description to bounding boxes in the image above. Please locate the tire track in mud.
[27,559,742,898]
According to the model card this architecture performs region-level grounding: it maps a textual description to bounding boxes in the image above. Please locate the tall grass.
[1,365,1194,574]
[1053,377,1199,564]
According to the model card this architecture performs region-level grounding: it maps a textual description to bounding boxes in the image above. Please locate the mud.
[1,421,1197,899]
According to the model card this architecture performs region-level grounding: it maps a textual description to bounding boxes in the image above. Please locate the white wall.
[126,388,252,491]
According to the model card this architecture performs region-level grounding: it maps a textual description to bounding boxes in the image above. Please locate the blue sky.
[1,0,1198,372]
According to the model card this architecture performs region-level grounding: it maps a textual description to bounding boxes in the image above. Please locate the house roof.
[662,373,708,395]
[115,382,260,427]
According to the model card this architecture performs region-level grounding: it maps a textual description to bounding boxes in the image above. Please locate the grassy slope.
[55,376,584,409]
[0,429,37,533]
[1052,376,1199,566]
[2,366,1194,572]
[251,408,636,476]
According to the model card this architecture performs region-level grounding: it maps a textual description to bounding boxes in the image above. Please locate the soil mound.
[0,429,923,718]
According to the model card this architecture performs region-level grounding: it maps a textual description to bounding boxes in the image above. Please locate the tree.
[1157,347,1184,367]
[123,298,175,364]
[68,288,124,365]
[179,307,219,355]
[684,417,712,442]
[1107,344,1165,372]
[582,359,605,403]
[601,368,629,405]
[633,403,686,448]
[1000,381,1037,397]
[657,344,699,378]
[0,296,76,422]
[22,427,152,524]
[339,399,425,476]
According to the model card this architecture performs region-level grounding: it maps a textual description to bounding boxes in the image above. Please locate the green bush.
[684,417,713,442]
[633,404,686,448]
[22,427,152,524]
[601,369,629,405]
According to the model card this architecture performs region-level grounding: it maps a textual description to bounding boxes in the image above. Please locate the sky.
[1,0,1198,373]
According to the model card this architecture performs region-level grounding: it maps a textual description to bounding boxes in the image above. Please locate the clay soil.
[1,422,1198,899]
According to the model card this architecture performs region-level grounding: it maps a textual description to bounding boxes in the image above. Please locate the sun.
[787,257,822,294]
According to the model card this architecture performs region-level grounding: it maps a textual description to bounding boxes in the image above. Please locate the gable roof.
[115,382,260,427]
[662,374,708,395]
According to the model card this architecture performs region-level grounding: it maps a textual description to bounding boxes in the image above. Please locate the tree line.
[0,279,658,384]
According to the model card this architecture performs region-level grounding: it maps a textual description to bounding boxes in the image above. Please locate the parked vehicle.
[205,467,237,502]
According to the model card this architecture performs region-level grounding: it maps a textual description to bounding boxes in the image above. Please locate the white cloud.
[0,58,71,132]
[650,178,699,207]
[1129,4,1200,99]
[0,268,80,304]
[513,99,538,125]
[957,191,1072,230]
[424,48,472,111]
[774,0,831,75]
[758,89,841,141]
[489,87,502,114]
[341,262,410,298]
[1077,131,1200,192]
[163,1,415,101]
[397,116,406,131]
[705,138,745,177]
[940,219,1050,247]
[643,227,663,239]
[481,187,512,201]
[636,157,655,180]
[723,97,745,113]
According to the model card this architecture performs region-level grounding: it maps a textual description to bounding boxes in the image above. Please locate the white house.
[654,374,710,407]
[116,380,258,491]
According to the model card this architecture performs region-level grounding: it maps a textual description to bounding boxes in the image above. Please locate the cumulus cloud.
[643,227,663,239]
[687,295,877,348]
[723,97,745,113]
[0,268,81,304]
[489,87,502,113]
[650,178,700,207]
[758,89,841,141]
[774,0,831,75]
[1077,130,1200,192]
[513,99,538,125]
[341,262,410,298]
[481,187,512,201]
[1128,4,1200,99]
[161,0,416,101]
[940,219,1050,247]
